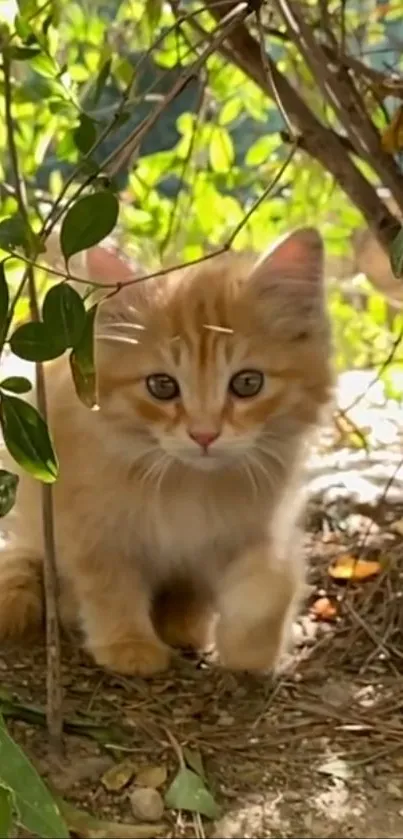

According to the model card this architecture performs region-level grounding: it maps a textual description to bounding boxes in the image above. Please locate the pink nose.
[188,430,220,449]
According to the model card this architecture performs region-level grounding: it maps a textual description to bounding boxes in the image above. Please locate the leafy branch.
[1,45,62,751]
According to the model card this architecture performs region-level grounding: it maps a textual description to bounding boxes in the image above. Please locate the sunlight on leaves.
[0,394,59,483]
[209,127,234,173]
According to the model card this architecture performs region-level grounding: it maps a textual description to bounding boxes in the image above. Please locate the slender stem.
[2,49,63,753]
[28,270,63,753]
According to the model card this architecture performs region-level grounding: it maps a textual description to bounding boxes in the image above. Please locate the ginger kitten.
[0,228,333,675]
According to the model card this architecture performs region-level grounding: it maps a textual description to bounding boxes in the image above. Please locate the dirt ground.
[2,369,403,839]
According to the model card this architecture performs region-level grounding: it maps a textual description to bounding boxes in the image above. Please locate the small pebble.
[130,787,164,821]
[282,790,301,802]
[387,781,403,799]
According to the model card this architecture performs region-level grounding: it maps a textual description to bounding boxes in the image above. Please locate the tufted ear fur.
[247,227,326,340]
[86,243,137,286]
[250,227,324,296]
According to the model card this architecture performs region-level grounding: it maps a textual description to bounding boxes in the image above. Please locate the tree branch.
[203,0,402,254]
[273,0,403,213]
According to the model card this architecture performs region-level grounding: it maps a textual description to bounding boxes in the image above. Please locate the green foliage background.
[0,0,400,480]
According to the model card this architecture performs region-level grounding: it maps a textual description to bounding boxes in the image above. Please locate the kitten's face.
[95,229,333,471]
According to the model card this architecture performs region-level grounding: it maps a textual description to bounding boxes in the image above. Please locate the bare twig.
[204,0,402,252]
[227,143,297,246]
[344,325,403,413]
[160,42,208,255]
[2,49,63,753]
[273,0,403,212]
[28,270,63,752]
[255,8,295,139]
[163,726,186,769]
[102,1,250,177]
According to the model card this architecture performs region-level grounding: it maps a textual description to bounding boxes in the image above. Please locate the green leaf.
[0,215,28,250]
[209,127,234,173]
[0,394,59,483]
[390,227,403,278]
[183,747,206,780]
[8,45,42,59]
[73,114,97,155]
[165,767,220,820]
[145,0,162,29]
[60,192,119,262]
[219,98,242,126]
[0,469,19,517]
[10,322,65,362]
[42,283,86,349]
[93,57,111,105]
[0,716,68,837]
[0,261,9,346]
[245,136,279,166]
[69,304,98,408]
[114,57,134,87]
[0,784,13,838]
[0,376,32,394]
[30,52,58,78]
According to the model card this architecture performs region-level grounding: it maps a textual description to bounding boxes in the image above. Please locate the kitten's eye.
[146,373,179,400]
[229,369,264,398]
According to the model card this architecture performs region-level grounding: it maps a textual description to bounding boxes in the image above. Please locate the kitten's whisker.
[141,453,171,490]
[155,455,172,497]
[97,333,140,347]
[240,459,259,497]
[108,321,146,332]
[202,324,234,334]
[245,453,276,492]
[256,437,288,472]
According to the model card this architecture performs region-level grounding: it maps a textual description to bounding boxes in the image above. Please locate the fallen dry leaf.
[328,554,381,582]
[135,765,167,789]
[317,757,351,781]
[381,106,403,153]
[101,759,136,792]
[311,596,337,621]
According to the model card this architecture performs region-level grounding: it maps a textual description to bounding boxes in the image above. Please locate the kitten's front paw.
[216,621,287,673]
[89,635,171,676]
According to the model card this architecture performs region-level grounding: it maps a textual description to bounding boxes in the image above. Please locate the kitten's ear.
[86,243,137,285]
[42,230,138,287]
[250,227,324,294]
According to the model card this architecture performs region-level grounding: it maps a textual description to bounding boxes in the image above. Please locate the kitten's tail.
[0,549,43,638]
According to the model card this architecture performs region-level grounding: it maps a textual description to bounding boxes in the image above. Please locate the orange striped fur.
[0,228,333,675]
